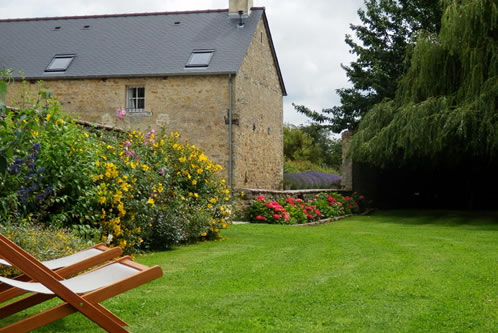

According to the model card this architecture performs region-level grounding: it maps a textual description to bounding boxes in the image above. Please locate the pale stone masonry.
[2,4,286,190]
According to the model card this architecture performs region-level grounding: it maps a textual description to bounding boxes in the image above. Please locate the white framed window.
[45,54,75,72]
[126,86,145,112]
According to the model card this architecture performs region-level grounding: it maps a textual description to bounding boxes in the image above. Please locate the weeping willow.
[349,0,498,167]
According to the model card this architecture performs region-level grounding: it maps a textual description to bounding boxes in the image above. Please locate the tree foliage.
[296,0,443,133]
[283,124,342,172]
[349,0,498,167]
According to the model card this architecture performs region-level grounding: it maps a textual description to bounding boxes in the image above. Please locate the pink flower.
[159,168,165,175]
[124,141,131,147]
[255,215,266,220]
[116,108,126,120]
[257,195,265,201]
[359,195,365,200]
[146,129,155,138]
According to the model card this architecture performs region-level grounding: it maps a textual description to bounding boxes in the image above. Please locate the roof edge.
[261,11,287,96]
[0,8,251,22]
[10,71,238,81]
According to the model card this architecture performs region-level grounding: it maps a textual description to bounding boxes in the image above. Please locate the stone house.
[0,0,287,190]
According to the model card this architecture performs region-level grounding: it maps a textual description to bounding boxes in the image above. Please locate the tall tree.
[295,0,443,133]
[349,0,498,167]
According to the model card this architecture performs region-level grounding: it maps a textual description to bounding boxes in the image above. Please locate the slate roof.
[0,8,286,95]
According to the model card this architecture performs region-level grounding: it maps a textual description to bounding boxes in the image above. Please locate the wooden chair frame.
[0,234,163,332]
[0,243,123,304]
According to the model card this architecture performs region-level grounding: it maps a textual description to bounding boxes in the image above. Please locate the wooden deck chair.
[0,243,123,304]
[0,233,163,332]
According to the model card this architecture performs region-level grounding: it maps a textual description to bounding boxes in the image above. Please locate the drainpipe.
[228,74,233,189]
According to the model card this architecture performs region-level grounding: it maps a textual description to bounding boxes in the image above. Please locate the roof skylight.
[186,50,214,68]
[45,55,75,72]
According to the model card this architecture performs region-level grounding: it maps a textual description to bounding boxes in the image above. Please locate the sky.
[0,0,365,126]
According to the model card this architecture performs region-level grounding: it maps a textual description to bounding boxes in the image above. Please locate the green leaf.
[0,156,7,174]
[0,81,7,102]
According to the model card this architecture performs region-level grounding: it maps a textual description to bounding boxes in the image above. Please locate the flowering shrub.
[247,192,367,224]
[93,128,232,251]
[246,195,291,224]
[1,78,231,253]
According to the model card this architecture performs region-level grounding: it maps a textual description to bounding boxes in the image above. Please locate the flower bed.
[246,192,367,224]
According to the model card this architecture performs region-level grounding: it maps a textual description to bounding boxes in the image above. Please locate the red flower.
[344,196,351,201]
[283,212,290,221]
[255,215,266,220]
[272,214,281,219]
[257,195,265,201]
[316,211,322,217]
[347,205,353,209]
[307,214,313,220]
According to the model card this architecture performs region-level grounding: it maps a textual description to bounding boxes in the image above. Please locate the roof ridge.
[0,8,253,22]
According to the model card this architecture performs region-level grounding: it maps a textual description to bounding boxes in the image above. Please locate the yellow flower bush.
[90,128,232,252]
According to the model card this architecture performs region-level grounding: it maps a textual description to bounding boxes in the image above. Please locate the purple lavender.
[284,171,341,189]
[8,143,53,203]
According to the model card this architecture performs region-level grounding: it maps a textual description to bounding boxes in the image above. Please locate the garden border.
[233,209,374,226]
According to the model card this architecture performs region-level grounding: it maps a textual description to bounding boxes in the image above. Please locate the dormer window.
[185,50,214,68]
[45,55,75,72]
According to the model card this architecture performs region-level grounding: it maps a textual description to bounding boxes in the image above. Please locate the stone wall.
[232,17,284,189]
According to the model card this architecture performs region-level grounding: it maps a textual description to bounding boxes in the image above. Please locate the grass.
[2,210,497,332]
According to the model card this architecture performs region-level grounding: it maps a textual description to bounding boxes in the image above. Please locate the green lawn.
[2,211,497,332]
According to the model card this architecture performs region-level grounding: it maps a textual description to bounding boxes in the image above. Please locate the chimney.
[229,0,253,18]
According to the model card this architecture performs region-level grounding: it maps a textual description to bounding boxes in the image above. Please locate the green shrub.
[0,222,93,277]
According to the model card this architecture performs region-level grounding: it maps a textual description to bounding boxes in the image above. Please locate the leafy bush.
[0,83,100,226]
[0,222,93,277]
[247,192,367,224]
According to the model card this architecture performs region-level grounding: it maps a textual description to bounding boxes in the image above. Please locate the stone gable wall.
[232,18,284,189]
